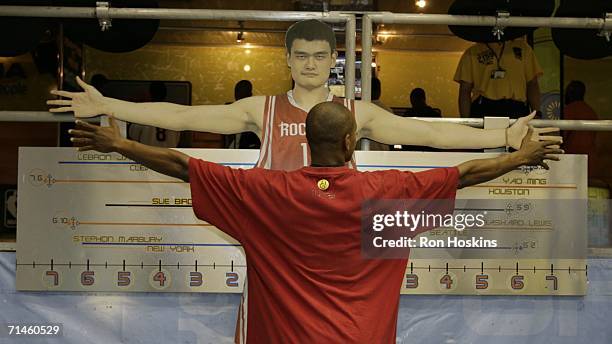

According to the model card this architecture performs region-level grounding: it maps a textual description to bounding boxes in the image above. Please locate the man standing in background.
[454,38,543,119]
[562,80,599,180]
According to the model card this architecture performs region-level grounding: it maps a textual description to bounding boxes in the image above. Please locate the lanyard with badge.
[486,42,506,79]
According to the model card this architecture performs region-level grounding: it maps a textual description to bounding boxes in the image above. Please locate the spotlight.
[416,0,426,8]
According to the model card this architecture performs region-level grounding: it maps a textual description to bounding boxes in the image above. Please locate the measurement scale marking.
[18,263,247,268]
[18,261,586,273]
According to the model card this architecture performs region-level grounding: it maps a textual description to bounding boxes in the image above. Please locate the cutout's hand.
[47,76,107,118]
[515,127,563,170]
[69,117,123,153]
[507,111,563,150]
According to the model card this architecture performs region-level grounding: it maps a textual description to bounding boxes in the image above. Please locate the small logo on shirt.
[513,47,523,60]
[317,179,330,191]
[279,122,306,137]
[477,50,495,65]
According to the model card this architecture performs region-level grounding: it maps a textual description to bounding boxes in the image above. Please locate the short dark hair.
[285,19,336,54]
[234,80,253,100]
[371,77,381,100]
[565,80,585,104]
[410,87,426,107]
[90,74,108,89]
[306,101,354,149]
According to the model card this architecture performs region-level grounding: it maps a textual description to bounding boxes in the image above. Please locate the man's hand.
[47,77,107,118]
[71,117,190,182]
[507,111,562,150]
[69,117,125,153]
[457,126,563,189]
[514,127,563,170]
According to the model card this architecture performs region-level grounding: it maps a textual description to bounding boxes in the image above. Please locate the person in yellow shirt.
[454,38,543,119]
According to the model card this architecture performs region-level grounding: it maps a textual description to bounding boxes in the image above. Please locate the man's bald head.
[306,101,356,163]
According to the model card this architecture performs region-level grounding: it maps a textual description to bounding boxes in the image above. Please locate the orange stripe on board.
[54,180,186,184]
[78,222,212,227]
[472,184,576,189]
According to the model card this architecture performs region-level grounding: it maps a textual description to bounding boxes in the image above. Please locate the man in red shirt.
[562,80,599,180]
[69,102,560,343]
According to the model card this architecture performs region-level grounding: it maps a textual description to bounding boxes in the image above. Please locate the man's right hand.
[47,77,107,118]
[514,127,563,170]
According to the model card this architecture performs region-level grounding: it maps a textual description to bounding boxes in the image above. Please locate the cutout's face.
[287,39,337,90]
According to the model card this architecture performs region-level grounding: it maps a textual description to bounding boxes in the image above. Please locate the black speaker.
[57,0,160,53]
[0,1,51,57]
[552,0,612,60]
[448,0,555,43]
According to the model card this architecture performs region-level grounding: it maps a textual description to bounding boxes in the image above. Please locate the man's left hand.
[507,111,563,150]
[69,117,124,153]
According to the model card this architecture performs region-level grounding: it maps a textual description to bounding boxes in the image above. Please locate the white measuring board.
[16,148,587,295]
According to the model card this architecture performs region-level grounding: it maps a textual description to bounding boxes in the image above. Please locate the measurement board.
[16,148,587,295]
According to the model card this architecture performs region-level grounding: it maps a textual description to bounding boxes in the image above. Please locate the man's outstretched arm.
[456,128,562,189]
[72,117,251,243]
[70,118,190,182]
[49,77,263,135]
[355,100,561,150]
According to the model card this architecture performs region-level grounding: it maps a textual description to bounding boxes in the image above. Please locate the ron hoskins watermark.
[361,199,496,258]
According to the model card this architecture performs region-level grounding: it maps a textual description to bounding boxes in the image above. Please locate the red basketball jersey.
[256,91,356,171]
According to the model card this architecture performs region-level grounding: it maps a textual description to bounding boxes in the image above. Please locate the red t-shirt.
[563,100,598,155]
[189,158,459,343]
